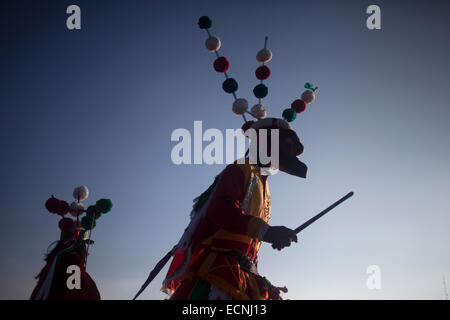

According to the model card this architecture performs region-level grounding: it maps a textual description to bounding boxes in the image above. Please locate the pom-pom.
[291,99,306,114]
[256,48,272,63]
[213,56,229,73]
[250,104,267,119]
[56,200,70,216]
[58,218,74,232]
[45,196,60,214]
[241,121,255,133]
[255,65,271,80]
[45,196,70,216]
[96,199,113,214]
[73,185,89,201]
[69,202,84,217]
[301,90,315,104]
[232,98,248,115]
[87,211,101,220]
[253,84,268,99]
[222,78,238,93]
[205,36,221,52]
[86,205,102,219]
[198,16,212,29]
[282,108,297,122]
[81,216,96,230]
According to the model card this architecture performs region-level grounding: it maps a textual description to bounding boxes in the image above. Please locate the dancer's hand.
[262,226,297,250]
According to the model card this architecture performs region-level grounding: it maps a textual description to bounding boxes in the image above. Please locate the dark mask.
[278,128,308,178]
[252,128,308,178]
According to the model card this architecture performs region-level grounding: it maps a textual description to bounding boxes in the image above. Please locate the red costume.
[165,162,271,300]
[30,238,100,300]
[31,187,112,300]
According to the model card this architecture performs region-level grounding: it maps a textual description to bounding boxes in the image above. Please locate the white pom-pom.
[205,36,221,52]
[69,202,84,217]
[256,48,272,63]
[301,90,315,104]
[251,104,267,119]
[232,98,248,115]
[73,185,89,201]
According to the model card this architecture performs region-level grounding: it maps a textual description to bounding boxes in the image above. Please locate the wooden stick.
[294,192,354,234]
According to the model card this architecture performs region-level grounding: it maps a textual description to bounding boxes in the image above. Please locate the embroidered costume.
[166,161,271,300]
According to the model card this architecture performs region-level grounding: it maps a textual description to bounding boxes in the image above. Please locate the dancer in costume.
[134,16,319,300]
[30,186,113,300]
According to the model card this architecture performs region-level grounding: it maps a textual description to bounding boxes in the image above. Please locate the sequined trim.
[240,176,259,215]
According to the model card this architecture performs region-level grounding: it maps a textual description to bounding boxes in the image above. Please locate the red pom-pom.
[255,65,271,80]
[45,196,60,214]
[58,217,74,231]
[291,99,306,114]
[46,196,70,216]
[241,121,255,134]
[213,56,229,73]
[56,200,70,216]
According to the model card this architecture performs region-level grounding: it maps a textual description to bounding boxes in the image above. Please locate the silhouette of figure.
[162,120,306,300]
[30,218,100,300]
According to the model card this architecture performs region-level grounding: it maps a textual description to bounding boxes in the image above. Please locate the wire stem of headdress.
[201,17,245,122]
[85,218,95,269]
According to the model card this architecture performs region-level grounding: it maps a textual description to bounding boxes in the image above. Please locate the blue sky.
[1,0,449,299]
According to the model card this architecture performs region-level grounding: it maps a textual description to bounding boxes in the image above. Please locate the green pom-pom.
[222,78,238,94]
[86,205,99,214]
[96,199,113,214]
[282,108,297,122]
[86,207,101,220]
[81,215,96,230]
[304,82,313,89]
[198,16,212,29]
[253,84,268,99]
[86,205,101,219]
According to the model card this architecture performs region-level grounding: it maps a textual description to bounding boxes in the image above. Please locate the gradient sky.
[1,0,449,300]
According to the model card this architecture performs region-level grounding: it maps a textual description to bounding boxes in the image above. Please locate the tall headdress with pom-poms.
[198,16,318,132]
[44,186,113,267]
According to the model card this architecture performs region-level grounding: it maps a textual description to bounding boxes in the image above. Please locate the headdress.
[43,185,113,261]
[198,16,314,178]
[198,15,318,133]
